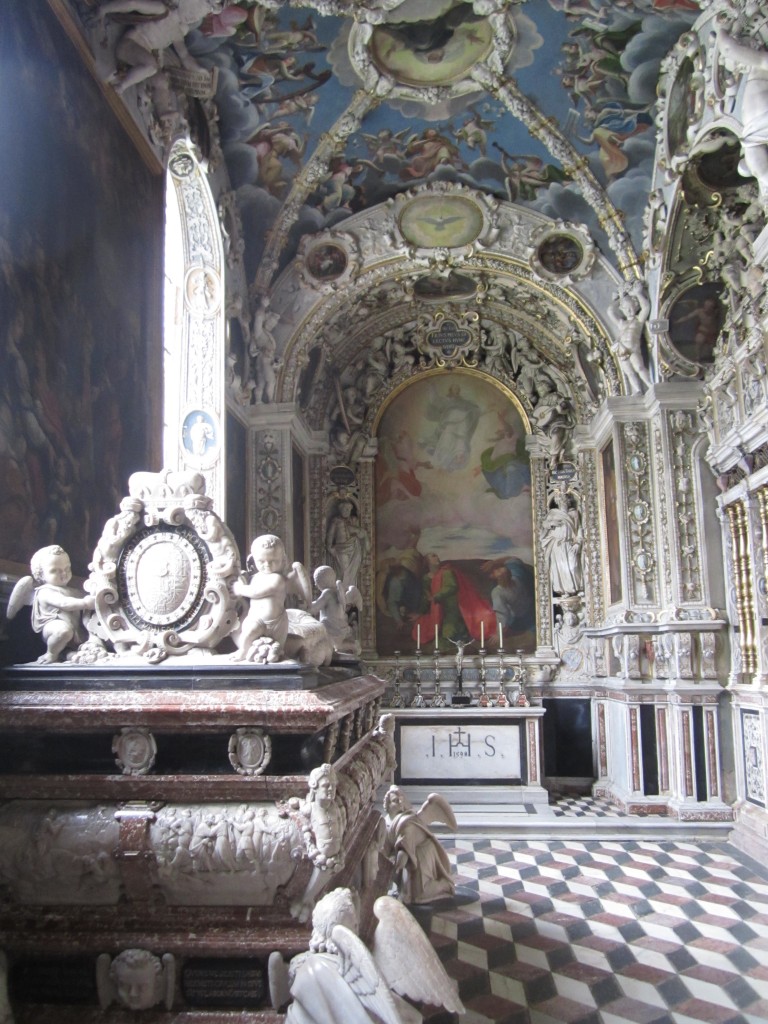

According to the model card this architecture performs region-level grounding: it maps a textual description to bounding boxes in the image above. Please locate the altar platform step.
[403,790,735,841]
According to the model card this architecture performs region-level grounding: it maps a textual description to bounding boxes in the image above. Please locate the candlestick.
[480,620,484,648]
[416,624,421,650]
[498,622,503,650]
[435,623,439,650]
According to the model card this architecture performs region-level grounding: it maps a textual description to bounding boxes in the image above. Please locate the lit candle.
[480,620,484,649]
[499,623,503,650]
[435,624,439,649]
[417,624,421,650]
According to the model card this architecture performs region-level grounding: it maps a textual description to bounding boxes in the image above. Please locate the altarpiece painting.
[375,373,535,656]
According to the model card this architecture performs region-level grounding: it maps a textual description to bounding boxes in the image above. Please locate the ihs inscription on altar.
[399,723,522,783]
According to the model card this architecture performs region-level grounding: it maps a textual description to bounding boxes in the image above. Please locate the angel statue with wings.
[269,887,465,1024]
[231,534,312,663]
[383,786,457,905]
[7,545,95,664]
[311,565,362,657]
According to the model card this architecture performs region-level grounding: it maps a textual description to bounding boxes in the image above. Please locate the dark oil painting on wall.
[375,372,535,656]
[0,4,163,576]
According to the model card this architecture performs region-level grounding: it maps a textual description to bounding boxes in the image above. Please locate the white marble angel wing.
[345,585,363,611]
[416,792,457,832]
[7,576,35,621]
[290,561,313,607]
[161,953,175,1011]
[95,953,116,1009]
[268,951,291,1011]
[371,896,465,1015]
[332,923,405,1024]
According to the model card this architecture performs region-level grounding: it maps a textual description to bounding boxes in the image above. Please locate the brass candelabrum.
[507,649,530,706]
[495,650,510,707]
[386,651,405,708]
[410,647,426,707]
[477,648,490,707]
[430,647,446,707]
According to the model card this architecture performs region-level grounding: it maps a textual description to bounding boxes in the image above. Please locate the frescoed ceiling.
[175,0,698,286]
[67,0,710,424]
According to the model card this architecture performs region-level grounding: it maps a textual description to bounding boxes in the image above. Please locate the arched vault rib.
[275,253,622,408]
[470,65,641,281]
[253,89,383,295]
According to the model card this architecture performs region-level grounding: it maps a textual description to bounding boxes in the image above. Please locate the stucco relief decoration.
[416,309,482,367]
[660,33,705,177]
[623,424,657,605]
[184,264,221,318]
[228,728,272,776]
[113,727,157,776]
[81,469,240,663]
[527,222,596,285]
[669,410,703,603]
[96,949,175,1012]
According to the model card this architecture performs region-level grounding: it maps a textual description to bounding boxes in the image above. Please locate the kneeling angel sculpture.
[383,786,457,904]
[7,545,95,663]
[269,887,465,1024]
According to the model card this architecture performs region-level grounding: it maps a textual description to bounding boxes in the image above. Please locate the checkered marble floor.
[413,836,768,1024]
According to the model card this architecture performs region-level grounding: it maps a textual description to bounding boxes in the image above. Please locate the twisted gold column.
[726,500,757,677]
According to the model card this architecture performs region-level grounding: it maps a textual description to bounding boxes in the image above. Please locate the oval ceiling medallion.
[369,3,495,87]
[399,194,484,248]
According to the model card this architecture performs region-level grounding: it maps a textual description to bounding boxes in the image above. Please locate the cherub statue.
[608,280,652,394]
[717,28,768,209]
[7,546,95,664]
[231,534,312,663]
[382,786,457,905]
[311,565,362,656]
[269,887,465,1024]
[94,0,222,94]
[96,948,175,1011]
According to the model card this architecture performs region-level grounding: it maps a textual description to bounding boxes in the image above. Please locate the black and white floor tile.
[413,811,768,1024]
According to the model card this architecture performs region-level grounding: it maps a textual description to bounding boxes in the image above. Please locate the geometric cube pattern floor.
[414,836,768,1024]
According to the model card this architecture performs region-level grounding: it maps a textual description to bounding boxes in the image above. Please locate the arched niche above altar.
[373,369,535,659]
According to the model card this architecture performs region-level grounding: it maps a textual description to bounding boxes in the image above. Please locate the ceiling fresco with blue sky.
[184,0,698,281]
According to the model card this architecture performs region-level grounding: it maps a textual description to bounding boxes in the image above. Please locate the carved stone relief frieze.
[254,430,286,540]
[621,422,658,605]
[579,448,604,626]
[668,410,704,604]
[742,710,765,808]
[653,422,674,607]
[167,142,226,511]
